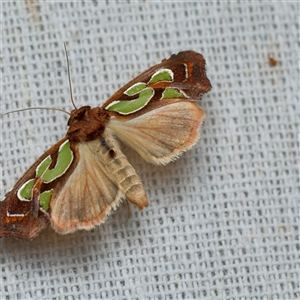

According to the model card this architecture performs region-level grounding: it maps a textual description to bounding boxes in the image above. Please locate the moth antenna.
[64,42,77,110]
[3,44,76,117]
[4,107,70,116]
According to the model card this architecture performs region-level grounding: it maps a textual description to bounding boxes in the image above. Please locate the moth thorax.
[67,106,110,142]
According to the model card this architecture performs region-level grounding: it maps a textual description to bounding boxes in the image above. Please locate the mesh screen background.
[1,1,299,299]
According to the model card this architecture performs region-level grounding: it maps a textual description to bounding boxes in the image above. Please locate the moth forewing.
[106,99,206,165]
[0,138,68,239]
[101,51,211,108]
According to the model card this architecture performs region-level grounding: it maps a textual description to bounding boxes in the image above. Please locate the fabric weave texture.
[1,1,299,299]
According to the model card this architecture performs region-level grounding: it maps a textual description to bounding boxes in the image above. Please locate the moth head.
[66,106,110,142]
[67,106,91,126]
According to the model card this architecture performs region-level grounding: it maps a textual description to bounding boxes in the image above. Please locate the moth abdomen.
[112,161,149,210]
[100,139,116,159]
[95,137,149,210]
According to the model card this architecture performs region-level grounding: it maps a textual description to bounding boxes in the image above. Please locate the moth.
[0,50,211,239]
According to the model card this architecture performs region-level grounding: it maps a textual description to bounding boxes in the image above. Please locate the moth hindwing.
[0,50,211,239]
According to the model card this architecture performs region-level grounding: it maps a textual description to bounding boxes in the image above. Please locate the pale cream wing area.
[50,143,122,234]
[107,101,205,165]
[50,137,148,234]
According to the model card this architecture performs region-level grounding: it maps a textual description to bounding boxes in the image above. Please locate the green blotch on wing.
[162,87,186,99]
[36,156,52,177]
[107,88,154,115]
[149,69,173,84]
[19,179,35,200]
[39,190,53,211]
[125,82,147,96]
[42,140,73,183]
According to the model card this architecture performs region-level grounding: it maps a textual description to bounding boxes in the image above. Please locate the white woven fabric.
[1,1,299,299]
